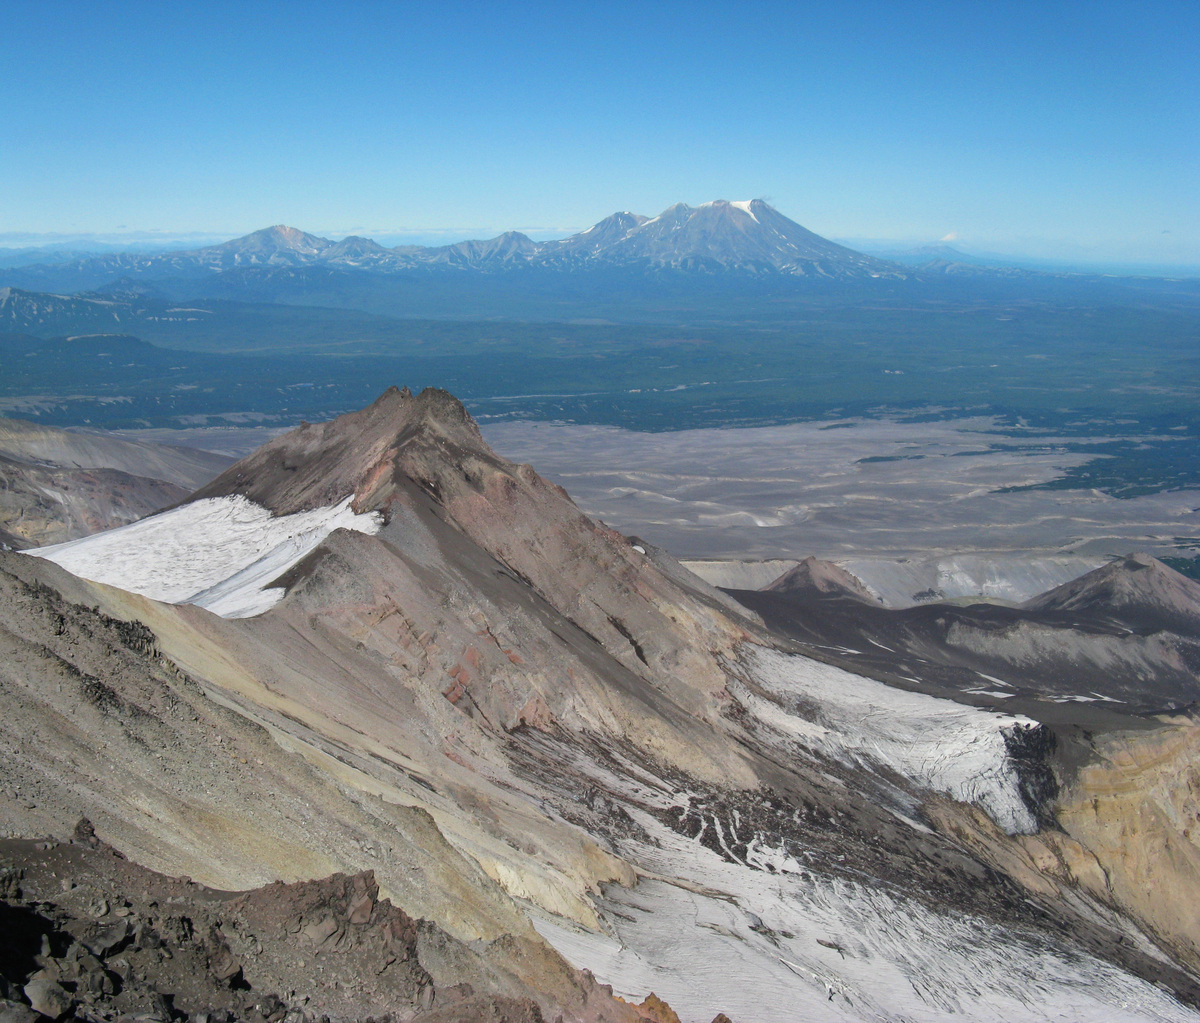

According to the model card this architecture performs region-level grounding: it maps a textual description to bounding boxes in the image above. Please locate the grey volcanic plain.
[481,416,1200,602]
[480,416,1199,558]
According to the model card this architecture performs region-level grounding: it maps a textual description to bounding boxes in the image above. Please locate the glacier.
[27,494,381,618]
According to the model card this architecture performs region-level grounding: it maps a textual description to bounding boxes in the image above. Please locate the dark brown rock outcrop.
[0,837,644,1023]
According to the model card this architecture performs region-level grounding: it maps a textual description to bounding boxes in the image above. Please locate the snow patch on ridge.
[742,647,1039,833]
[28,495,381,618]
[730,199,759,222]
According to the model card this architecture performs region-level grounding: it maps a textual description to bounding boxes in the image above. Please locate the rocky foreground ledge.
[0,827,712,1023]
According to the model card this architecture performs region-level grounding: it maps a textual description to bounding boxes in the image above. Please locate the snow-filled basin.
[27,494,381,618]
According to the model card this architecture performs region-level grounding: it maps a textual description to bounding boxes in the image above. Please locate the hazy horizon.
[4,0,1196,267]
[2,210,1197,277]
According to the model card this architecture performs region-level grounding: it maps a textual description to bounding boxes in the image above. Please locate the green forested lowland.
[2,293,1198,499]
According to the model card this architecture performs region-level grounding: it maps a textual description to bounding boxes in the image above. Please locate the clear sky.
[3,0,1197,265]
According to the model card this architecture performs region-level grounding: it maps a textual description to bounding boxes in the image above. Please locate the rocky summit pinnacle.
[190,385,489,516]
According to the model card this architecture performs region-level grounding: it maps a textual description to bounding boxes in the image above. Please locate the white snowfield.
[742,647,1039,833]
[27,495,381,618]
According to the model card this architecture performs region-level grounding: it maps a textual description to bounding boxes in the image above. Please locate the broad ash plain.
[4,386,1200,1022]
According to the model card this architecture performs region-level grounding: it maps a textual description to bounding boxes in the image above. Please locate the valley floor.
[480,416,1200,565]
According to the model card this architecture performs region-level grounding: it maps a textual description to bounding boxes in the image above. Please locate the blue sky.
[3,0,1197,265]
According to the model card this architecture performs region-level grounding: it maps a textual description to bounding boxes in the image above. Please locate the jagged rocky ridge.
[3,388,1200,1021]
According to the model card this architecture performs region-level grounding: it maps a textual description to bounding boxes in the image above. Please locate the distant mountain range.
[4,201,1197,328]
[1,200,909,292]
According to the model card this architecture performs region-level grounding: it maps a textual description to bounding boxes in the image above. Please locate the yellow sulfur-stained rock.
[1055,718,1200,972]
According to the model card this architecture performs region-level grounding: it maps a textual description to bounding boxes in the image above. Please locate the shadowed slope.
[729,553,1200,713]
[0,417,231,547]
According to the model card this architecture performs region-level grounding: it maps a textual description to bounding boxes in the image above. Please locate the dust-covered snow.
[27,494,381,618]
[741,647,1039,833]
[534,807,1194,1023]
[525,648,1192,1021]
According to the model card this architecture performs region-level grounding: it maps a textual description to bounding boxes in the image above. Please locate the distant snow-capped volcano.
[545,198,893,274]
[2,200,908,287]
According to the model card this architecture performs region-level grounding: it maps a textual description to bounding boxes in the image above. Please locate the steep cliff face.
[922,716,1200,989]
[1056,720,1200,973]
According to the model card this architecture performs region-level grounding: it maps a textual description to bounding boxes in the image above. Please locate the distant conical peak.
[1090,552,1179,583]
[232,224,328,246]
[765,556,878,601]
[1024,552,1200,630]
